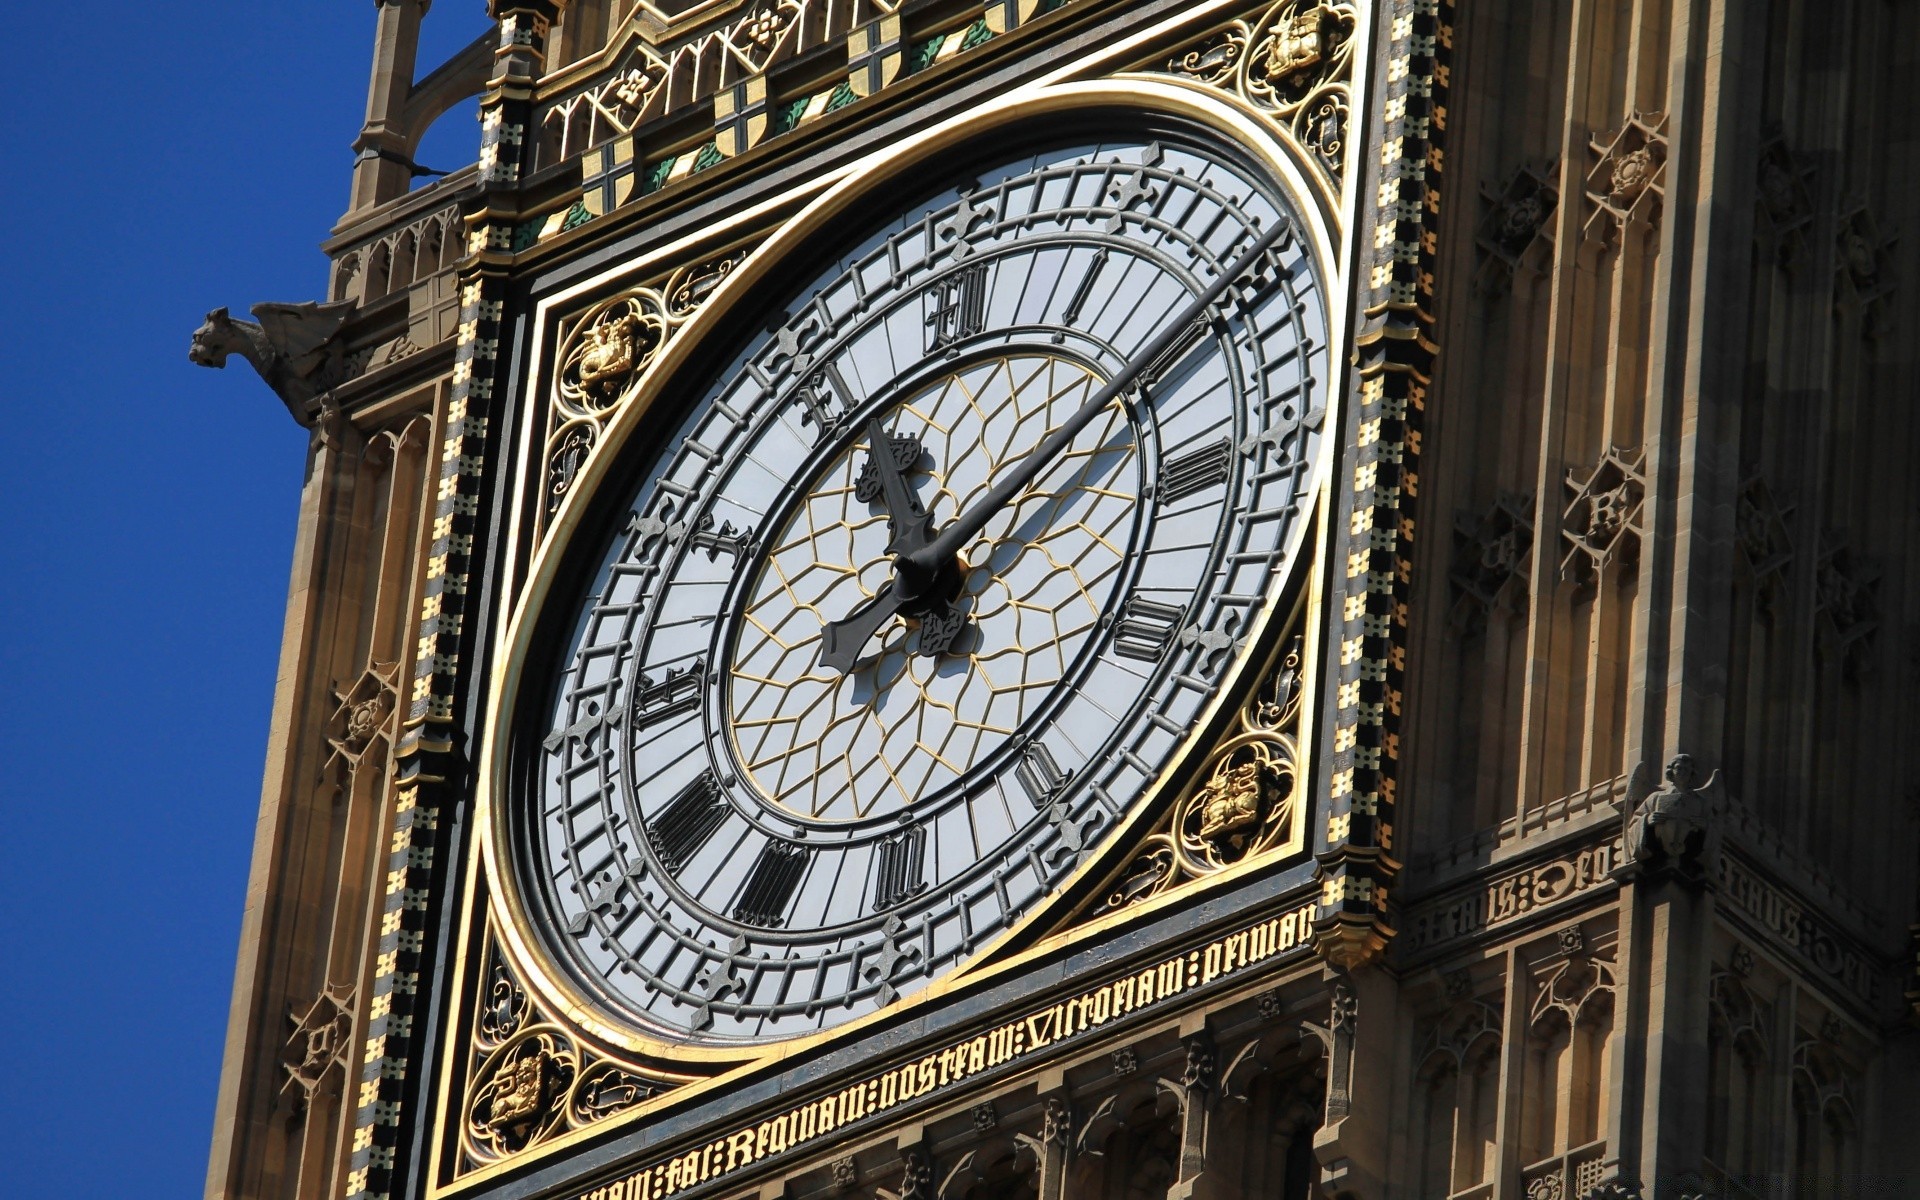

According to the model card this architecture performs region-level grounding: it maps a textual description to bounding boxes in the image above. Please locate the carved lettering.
[1716,853,1882,1004]
[576,898,1316,1199]
[1402,834,1622,952]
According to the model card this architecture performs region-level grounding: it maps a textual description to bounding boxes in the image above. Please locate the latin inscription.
[1400,836,1620,952]
[571,899,1319,1200]
[1717,853,1883,1006]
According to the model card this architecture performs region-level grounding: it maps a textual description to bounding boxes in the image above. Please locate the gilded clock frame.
[431,66,1356,1195]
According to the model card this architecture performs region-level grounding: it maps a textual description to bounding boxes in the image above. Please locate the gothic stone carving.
[1813,532,1879,680]
[325,661,401,770]
[1583,112,1668,247]
[1754,130,1816,269]
[1476,163,1559,292]
[282,984,356,1111]
[458,933,680,1173]
[1163,1,1359,184]
[1402,832,1622,954]
[188,300,357,426]
[1451,491,1535,629]
[539,0,836,164]
[1559,445,1645,589]
[1622,754,1719,880]
[1833,202,1897,337]
[1735,474,1794,621]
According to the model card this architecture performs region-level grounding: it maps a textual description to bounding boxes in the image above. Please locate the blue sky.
[0,5,492,1195]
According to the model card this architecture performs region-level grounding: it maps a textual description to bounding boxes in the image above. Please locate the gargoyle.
[189,301,355,426]
[1622,753,1720,878]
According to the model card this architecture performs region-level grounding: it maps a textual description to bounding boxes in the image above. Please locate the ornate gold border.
[432,72,1358,1196]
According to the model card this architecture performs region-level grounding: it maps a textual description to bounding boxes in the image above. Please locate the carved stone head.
[189,307,239,367]
[1663,753,1697,792]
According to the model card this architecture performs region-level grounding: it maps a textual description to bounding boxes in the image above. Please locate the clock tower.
[199,4,1920,1200]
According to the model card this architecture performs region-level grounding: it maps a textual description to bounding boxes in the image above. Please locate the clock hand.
[819,218,1290,672]
[903,217,1291,580]
[859,416,936,557]
[818,584,907,674]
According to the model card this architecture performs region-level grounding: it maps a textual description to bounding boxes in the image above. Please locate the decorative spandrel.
[1155,1,1360,188]
[1089,621,1309,918]
[541,249,751,530]
[457,927,687,1175]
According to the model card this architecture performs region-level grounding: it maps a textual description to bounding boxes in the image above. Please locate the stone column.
[349,0,432,214]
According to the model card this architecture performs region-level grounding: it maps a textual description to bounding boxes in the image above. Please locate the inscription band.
[576,900,1318,1200]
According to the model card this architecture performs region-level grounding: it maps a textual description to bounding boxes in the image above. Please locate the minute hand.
[901,219,1290,578]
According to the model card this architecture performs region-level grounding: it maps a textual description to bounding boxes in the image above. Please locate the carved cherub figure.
[1623,753,1719,876]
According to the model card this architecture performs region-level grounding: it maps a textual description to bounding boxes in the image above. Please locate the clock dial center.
[727,352,1135,824]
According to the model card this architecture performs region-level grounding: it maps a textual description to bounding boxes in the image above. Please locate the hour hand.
[856,417,935,556]
[820,585,908,673]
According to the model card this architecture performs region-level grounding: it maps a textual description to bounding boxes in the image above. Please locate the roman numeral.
[687,515,755,562]
[1113,596,1185,662]
[1057,247,1110,338]
[925,263,987,353]
[1161,438,1233,503]
[796,362,856,442]
[645,770,727,873]
[1140,314,1211,387]
[872,825,927,912]
[1015,742,1069,803]
[630,658,704,730]
[732,840,811,928]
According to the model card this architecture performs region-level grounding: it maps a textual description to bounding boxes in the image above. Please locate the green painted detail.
[771,96,813,135]
[824,81,857,112]
[641,155,679,195]
[691,141,724,173]
[511,219,543,252]
[959,17,994,50]
[560,200,594,232]
[906,33,947,74]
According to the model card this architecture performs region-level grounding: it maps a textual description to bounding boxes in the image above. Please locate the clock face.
[514,126,1327,1046]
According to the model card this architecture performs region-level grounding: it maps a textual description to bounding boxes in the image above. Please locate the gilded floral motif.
[1095,634,1306,914]
[1162,2,1359,184]
[542,250,748,522]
